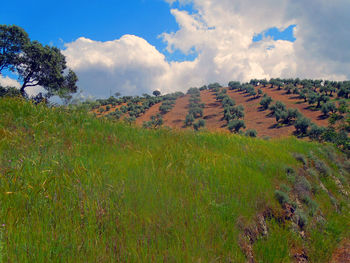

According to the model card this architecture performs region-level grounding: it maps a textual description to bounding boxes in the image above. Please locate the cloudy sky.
[1,0,350,98]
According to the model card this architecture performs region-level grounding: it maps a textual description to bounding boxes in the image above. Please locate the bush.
[185,114,195,126]
[308,124,326,140]
[228,81,241,90]
[159,104,172,114]
[228,119,246,133]
[106,105,111,111]
[294,116,311,135]
[314,159,331,177]
[275,190,289,205]
[295,210,308,229]
[193,119,205,131]
[321,102,337,116]
[270,101,286,114]
[245,129,257,137]
[260,96,272,110]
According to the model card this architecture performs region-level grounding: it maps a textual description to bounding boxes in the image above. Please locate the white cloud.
[0,75,21,88]
[63,0,350,97]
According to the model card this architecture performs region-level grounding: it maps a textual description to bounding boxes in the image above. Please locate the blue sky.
[0,0,197,60]
[1,0,348,97]
[0,0,294,61]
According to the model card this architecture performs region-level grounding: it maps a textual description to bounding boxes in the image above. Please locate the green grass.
[0,98,349,262]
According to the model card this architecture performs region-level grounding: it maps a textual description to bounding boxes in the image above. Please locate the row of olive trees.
[185,87,206,130]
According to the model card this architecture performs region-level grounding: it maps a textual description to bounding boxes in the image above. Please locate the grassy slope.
[0,98,349,262]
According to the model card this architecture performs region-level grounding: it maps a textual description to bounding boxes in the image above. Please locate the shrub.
[293,153,307,165]
[260,96,272,110]
[120,105,128,113]
[321,102,337,116]
[245,129,257,137]
[314,159,331,177]
[228,81,241,90]
[302,196,318,216]
[185,114,195,126]
[275,190,289,205]
[228,119,246,133]
[295,210,308,229]
[308,124,326,141]
[106,105,111,111]
[159,104,172,114]
[189,107,203,118]
[222,96,235,107]
[193,119,206,131]
[98,107,104,113]
[294,116,311,135]
[270,101,286,114]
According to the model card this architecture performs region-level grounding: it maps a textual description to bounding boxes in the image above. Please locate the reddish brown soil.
[200,90,227,132]
[226,89,296,138]
[92,103,127,117]
[135,102,161,126]
[93,85,331,138]
[331,239,350,263]
[136,95,191,129]
[260,85,329,127]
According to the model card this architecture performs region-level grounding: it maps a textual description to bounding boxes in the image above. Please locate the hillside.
[95,82,340,138]
[0,98,349,262]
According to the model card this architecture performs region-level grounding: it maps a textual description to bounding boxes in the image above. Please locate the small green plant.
[275,190,289,205]
[245,129,257,137]
[193,119,205,131]
[228,119,246,133]
[260,96,272,110]
[294,116,311,135]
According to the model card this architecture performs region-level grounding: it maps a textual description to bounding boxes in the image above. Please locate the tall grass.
[0,98,348,262]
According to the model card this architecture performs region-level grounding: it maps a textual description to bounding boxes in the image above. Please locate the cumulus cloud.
[0,75,21,88]
[63,0,350,97]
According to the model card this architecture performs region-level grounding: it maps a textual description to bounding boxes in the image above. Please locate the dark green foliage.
[185,114,195,126]
[143,113,163,129]
[308,124,326,141]
[293,153,307,165]
[187,87,200,95]
[159,103,173,114]
[260,96,272,110]
[281,108,301,124]
[10,37,78,98]
[314,159,331,177]
[284,84,294,94]
[189,106,203,118]
[321,102,337,116]
[270,101,286,114]
[228,119,246,133]
[123,115,136,125]
[228,81,241,90]
[105,105,110,111]
[0,86,21,97]
[153,90,161,97]
[0,24,29,72]
[294,116,311,135]
[193,119,205,131]
[274,190,289,205]
[120,105,128,113]
[295,210,308,229]
[245,129,257,137]
[208,82,222,90]
[224,105,244,122]
[222,96,235,107]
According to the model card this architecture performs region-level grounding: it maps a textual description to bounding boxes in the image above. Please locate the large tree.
[0,24,77,99]
[0,25,29,72]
